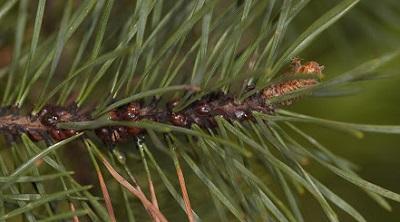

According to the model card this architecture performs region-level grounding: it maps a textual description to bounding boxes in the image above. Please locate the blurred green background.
[289,0,400,221]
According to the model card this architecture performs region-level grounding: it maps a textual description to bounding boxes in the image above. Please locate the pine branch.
[0,59,324,146]
[0,0,400,221]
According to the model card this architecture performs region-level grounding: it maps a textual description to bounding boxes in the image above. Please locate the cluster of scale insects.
[0,59,324,146]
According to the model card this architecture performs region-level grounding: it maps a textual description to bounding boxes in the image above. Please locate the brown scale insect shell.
[40,112,59,127]
[114,126,129,141]
[49,129,67,141]
[64,129,77,137]
[195,103,211,116]
[170,113,189,127]
[55,110,70,121]
[120,102,141,120]
[127,126,144,136]
[95,128,112,144]
[108,110,119,121]
[27,130,44,142]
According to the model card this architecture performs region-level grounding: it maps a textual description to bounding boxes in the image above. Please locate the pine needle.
[91,145,168,222]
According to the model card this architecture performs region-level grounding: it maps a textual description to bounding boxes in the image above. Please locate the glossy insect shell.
[41,113,59,127]
[195,103,211,116]
[170,113,189,127]
[95,128,113,144]
[126,103,141,118]
[127,126,143,136]
[49,129,67,141]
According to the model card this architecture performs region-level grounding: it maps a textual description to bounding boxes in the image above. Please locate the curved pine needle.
[69,202,80,222]
[0,186,92,220]
[0,133,83,191]
[277,109,400,134]
[85,139,116,222]
[137,140,160,222]
[91,146,169,222]
[169,145,194,222]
